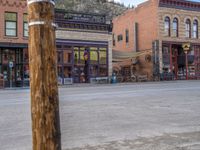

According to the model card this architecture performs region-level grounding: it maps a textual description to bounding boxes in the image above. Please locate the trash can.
[111,73,117,84]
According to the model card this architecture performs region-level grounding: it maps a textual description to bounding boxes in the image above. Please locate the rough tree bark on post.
[27,0,61,149]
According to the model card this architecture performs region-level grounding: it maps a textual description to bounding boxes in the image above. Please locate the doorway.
[0,48,24,87]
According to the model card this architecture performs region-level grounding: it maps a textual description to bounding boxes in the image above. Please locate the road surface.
[0,81,200,150]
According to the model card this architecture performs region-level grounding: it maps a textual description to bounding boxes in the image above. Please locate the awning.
[113,50,142,60]
[0,42,28,48]
[112,50,152,61]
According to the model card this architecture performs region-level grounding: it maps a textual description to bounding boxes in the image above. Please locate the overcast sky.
[114,0,148,6]
[115,0,200,6]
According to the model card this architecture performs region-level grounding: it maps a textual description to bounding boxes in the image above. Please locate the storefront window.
[3,66,8,81]
[90,65,98,76]
[63,51,72,64]
[99,48,107,64]
[162,46,170,73]
[57,51,63,64]
[2,49,15,64]
[57,66,62,78]
[74,47,79,64]
[90,47,98,64]
[0,50,2,63]
[24,48,29,63]
[24,65,29,80]
[80,47,86,64]
[99,65,107,76]
[16,49,23,64]
[16,65,23,81]
[63,66,72,78]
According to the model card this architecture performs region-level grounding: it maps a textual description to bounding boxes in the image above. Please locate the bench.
[96,77,109,84]
[63,78,73,85]
[90,77,109,84]
[137,74,148,82]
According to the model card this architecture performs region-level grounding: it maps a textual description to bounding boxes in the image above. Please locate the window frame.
[117,34,123,42]
[172,18,178,37]
[185,19,191,38]
[193,20,198,39]
[23,13,28,37]
[5,12,17,37]
[125,29,129,43]
[164,17,170,37]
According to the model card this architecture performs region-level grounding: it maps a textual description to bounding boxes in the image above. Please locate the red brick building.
[0,0,28,87]
[0,0,112,87]
[113,0,200,80]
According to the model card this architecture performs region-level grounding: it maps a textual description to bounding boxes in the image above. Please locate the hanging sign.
[182,43,191,52]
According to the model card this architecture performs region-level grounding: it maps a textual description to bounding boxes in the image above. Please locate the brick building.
[55,10,112,84]
[112,0,200,80]
[0,0,112,87]
[0,0,28,87]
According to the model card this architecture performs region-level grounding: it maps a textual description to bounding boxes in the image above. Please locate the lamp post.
[182,43,191,80]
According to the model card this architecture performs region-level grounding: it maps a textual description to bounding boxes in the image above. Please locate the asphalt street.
[0,81,200,150]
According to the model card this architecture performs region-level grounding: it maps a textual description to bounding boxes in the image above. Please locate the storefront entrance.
[56,41,108,84]
[162,43,200,80]
[0,46,29,87]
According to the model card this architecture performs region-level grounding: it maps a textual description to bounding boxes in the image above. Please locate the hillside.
[55,0,128,20]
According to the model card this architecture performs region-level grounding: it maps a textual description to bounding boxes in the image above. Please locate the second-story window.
[193,20,198,39]
[117,34,123,42]
[185,19,191,38]
[164,17,170,36]
[113,34,116,46]
[125,29,129,43]
[23,14,28,37]
[5,12,17,37]
[172,18,178,37]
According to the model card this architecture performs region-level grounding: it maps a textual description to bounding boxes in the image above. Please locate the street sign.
[9,61,13,68]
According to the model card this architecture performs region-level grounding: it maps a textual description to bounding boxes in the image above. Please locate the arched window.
[193,20,198,38]
[185,19,191,38]
[164,17,170,36]
[172,18,178,37]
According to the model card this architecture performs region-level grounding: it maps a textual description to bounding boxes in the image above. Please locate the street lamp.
[182,43,191,80]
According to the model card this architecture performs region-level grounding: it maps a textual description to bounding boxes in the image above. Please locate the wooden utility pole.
[27,0,61,149]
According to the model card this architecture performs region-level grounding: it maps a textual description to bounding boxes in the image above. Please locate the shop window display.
[99,48,107,64]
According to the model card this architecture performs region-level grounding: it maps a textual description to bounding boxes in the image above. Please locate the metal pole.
[27,0,61,149]
[10,67,12,88]
[185,52,188,80]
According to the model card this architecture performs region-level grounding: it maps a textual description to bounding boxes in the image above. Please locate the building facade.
[112,0,200,80]
[55,10,112,84]
[0,0,112,87]
[0,0,28,87]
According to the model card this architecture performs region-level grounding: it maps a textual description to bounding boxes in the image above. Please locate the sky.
[113,0,148,6]
[114,0,200,6]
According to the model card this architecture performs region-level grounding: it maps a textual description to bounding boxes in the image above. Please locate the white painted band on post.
[29,21,57,28]
[27,0,55,6]
[29,21,45,26]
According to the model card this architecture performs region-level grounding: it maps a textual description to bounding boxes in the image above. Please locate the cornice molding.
[0,0,27,8]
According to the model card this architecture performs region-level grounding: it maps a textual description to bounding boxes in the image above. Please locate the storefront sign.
[55,11,106,24]
[182,43,191,52]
